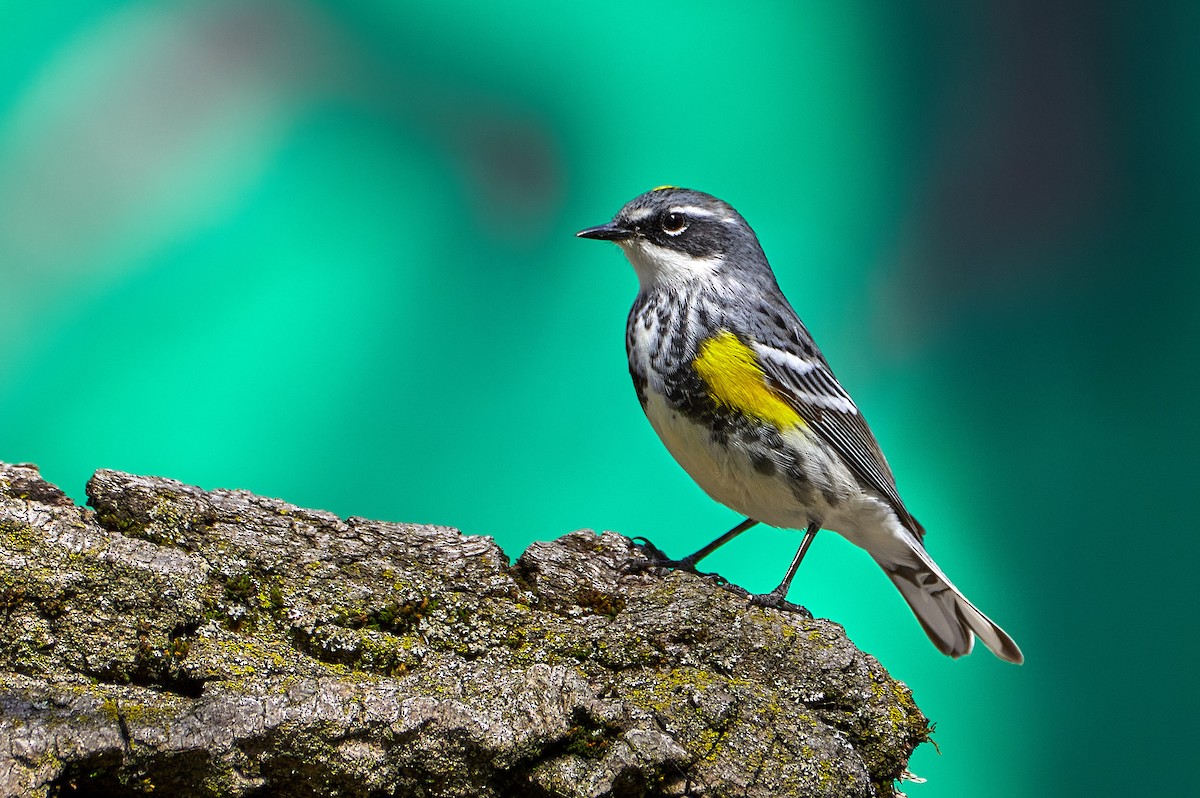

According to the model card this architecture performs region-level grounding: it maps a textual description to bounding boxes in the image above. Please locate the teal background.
[2,2,1195,794]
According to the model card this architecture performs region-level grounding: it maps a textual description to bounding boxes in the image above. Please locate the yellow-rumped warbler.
[577,186,1022,663]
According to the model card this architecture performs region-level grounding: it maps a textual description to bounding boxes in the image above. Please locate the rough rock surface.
[0,462,929,797]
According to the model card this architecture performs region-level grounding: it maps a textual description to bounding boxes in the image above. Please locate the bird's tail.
[872,526,1023,664]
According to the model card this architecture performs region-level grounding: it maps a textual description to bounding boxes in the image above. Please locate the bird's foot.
[624,539,809,615]
[625,536,678,569]
[624,537,729,585]
[740,586,813,618]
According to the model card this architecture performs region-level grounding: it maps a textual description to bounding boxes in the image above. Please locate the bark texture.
[0,462,928,797]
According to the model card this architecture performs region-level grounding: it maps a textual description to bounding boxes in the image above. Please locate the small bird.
[577,186,1022,663]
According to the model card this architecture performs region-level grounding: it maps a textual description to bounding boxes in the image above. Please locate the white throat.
[618,239,722,290]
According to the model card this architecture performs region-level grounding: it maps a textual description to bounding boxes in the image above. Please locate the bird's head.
[577,186,768,290]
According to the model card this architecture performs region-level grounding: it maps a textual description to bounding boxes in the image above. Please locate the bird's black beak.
[576,221,634,241]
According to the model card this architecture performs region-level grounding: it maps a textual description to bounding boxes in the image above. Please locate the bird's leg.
[630,517,758,575]
[747,522,820,617]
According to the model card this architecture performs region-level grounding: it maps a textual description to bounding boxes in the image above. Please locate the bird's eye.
[661,212,688,236]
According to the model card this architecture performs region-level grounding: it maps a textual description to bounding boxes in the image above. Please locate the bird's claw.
[624,537,728,585]
[628,536,671,564]
[746,590,813,618]
[626,536,694,571]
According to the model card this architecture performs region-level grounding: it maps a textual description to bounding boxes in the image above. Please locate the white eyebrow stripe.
[669,205,720,218]
[627,207,654,221]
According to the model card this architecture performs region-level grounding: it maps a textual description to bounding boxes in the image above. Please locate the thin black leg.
[630,519,819,618]
[678,516,759,568]
[631,517,758,573]
[748,522,820,616]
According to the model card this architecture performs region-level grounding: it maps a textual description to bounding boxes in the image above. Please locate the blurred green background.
[2,1,1195,794]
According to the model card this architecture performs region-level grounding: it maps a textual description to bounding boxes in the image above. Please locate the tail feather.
[874,529,1024,664]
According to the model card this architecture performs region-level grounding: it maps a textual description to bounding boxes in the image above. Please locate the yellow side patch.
[692,330,805,429]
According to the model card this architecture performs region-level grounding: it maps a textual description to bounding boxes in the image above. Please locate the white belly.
[640,389,820,530]
[636,384,910,575]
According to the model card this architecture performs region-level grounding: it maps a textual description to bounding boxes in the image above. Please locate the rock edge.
[0,463,928,797]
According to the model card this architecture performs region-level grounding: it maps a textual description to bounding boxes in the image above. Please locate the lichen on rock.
[0,462,929,797]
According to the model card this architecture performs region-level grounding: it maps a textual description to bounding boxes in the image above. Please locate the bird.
[576,186,1023,663]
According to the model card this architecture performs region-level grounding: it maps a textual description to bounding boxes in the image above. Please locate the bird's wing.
[753,341,925,538]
